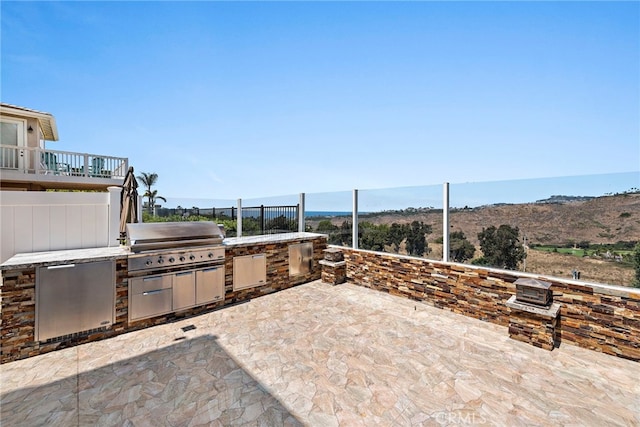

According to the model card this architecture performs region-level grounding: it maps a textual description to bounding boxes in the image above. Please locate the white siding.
[32,206,51,252]
[0,189,122,263]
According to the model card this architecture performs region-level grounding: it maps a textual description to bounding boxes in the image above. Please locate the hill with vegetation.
[327,192,640,247]
[307,192,640,286]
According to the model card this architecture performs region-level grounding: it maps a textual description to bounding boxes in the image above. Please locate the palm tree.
[136,172,165,214]
[145,189,167,214]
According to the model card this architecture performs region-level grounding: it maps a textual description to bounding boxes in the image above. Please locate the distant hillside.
[313,193,640,247]
[535,195,595,204]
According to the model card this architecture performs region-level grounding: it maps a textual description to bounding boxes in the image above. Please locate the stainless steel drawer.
[130,274,172,295]
[130,288,172,320]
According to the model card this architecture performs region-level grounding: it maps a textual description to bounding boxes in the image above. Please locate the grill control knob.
[179,256,186,262]
[189,255,196,261]
[169,257,175,263]
[208,252,214,258]
[158,258,164,264]
[145,260,152,266]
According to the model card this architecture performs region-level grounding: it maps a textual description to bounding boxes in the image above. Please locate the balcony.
[0,144,128,191]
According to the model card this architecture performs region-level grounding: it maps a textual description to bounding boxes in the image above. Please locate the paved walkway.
[1,280,638,426]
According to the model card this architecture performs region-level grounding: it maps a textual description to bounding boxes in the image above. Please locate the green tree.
[633,242,640,288]
[477,224,526,270]
[239,217,261,235]
[405,221,432,257]
[339,221,353,247]
[316,220,338,234]
[266,215,296,232]
[136,172,166,214]
[388,223,407,252]
[145,189,167,214]
[315,220,342,245]
[360,222,390,252]
[449,231,476,263]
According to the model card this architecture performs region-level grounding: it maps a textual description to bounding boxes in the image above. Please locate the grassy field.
[534,247,590,256]
[427,243,635,287]
[524,249,634,287]
[532,246,633,258]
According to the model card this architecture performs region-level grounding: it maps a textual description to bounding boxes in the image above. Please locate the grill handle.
[47,264,76,270]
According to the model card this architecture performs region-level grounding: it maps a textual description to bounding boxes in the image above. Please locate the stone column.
[319,248,346,285]
[506,295,561,351]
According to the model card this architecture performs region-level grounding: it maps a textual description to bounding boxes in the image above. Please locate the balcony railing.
[0,145,128,179]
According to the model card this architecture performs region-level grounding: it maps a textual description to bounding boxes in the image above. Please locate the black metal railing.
[154,206,237,220]
[241,205,299,236]
[152,204,299,236]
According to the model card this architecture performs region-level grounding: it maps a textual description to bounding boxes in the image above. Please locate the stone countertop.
[223,232,326,246]
[1,246,130,270]
[1,232,327,271]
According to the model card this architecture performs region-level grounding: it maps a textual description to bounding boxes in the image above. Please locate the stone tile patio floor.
[1,280,638,426]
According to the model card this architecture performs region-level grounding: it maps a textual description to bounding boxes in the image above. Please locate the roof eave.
[0,103,59,141]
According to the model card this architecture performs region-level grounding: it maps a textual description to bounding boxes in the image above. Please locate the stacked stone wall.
[341,247,640,361]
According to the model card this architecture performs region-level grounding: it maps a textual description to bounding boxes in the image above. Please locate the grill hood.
[125,221,225,252]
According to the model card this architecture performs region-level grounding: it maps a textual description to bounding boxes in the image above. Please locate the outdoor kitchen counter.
[0,246,129,270]
[0,232,329,364]
[0,233,326,270]
[223,232,326,247]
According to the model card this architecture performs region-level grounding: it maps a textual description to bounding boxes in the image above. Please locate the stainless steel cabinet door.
[36,260,115,341]
[233,254,266,291]
[196,266,225,304]
[173,270,196,310]
[289,242,313,276]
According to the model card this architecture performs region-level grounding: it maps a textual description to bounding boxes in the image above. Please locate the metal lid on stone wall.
[514,278,552,290]
[323,248,344,262]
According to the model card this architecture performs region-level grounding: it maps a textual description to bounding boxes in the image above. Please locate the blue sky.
[2,1,639,209]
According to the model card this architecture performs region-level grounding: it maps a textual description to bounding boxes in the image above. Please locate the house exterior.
[0,103,128,191]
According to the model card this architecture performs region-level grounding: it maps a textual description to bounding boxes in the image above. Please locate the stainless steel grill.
[125,221,225,273]
[126,222,224,253]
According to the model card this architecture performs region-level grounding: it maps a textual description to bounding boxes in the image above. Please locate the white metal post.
[443,182,450,262]
[107,186,121,247]
[298,193,305,232]
[352,189,358,249]
[237,198,243,238]
[138,194,143,223]
[523,234,527,272]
